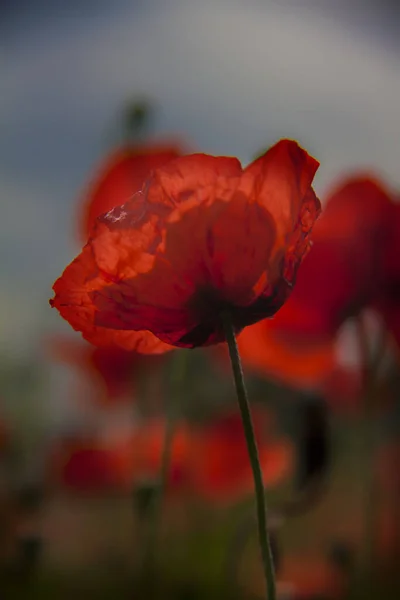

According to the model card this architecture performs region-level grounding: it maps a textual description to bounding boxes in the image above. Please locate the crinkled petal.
[241,139,320,277]
[146,153,242,208]
[81,144,182,240]
[50,245,172,353]
[90,194,278,346]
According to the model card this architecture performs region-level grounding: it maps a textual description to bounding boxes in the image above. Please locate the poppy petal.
[81,144,183,239]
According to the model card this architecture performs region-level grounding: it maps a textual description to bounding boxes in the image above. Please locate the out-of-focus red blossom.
[238,318,335,389]
[272,176,395,337]
[191,410,292,501]
[49,436,136,493]
[80,142,183,241]
[49,423,191,496]
[288,176,395,338]
[50,140,321,349]
[49,409,291,500]
[239,176,396,389]
[47,335,164,404]
[133,410,292,501]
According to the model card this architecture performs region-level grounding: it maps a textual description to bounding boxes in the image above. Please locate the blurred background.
[1,1,400,598]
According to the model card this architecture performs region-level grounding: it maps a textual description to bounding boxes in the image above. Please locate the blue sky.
[2,0,400,356]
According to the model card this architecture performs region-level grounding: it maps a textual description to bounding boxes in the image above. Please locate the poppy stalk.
[222,312,276,600]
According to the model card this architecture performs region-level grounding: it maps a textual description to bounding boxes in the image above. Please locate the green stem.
[222,313,276,600]
[141,349,188,592]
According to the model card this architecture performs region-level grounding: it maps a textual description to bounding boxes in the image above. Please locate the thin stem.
[141,349,188,593]
[222,313,276,600]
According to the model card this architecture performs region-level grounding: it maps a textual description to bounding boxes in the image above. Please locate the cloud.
[3,0,400,184]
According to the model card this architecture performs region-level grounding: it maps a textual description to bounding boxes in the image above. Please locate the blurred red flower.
[51,140,320,349]
[238,318,335,389]
[239,175,396,389]
[80,142,183,240]
[49,408,291,501]
[267,176,393,339]
[132,409,292,501]
[48,335,164,405]
[50,435,136,493]
[191,409,293,501]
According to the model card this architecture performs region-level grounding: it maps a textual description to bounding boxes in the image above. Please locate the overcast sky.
[2,0,400,356]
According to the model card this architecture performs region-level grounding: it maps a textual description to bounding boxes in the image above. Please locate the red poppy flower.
[191,410,292,501]
[51,140,320,349]
[80,142,183,240]
[239,176,395,389]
